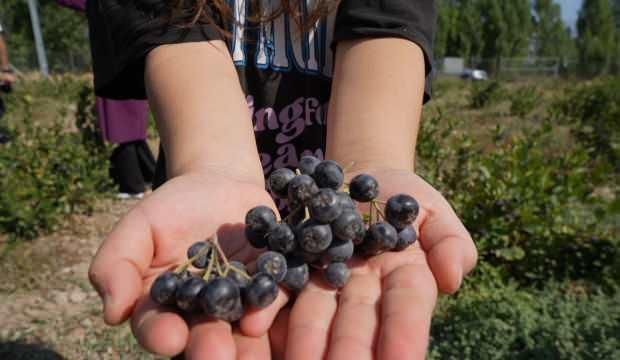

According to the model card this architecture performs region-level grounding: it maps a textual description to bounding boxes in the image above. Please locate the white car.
[461,69,489,81]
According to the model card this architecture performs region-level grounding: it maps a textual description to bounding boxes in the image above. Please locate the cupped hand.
[269,168,478,360]
[88,169,289,359]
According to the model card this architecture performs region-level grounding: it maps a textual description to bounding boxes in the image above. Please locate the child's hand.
[269,168,477,359]
[88,169,290,358]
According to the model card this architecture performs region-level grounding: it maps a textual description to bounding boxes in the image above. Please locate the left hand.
[269,168,477,359]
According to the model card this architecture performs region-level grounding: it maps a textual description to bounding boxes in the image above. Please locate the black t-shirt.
[87,0,436,189]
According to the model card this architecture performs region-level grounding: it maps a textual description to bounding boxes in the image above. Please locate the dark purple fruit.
[385,194,419,230]
[298,155,321,176]
[245,206,278,248]
[349,174,379,202]
[324,262,350,288]
[256,251,288,282]
[268,167,296,199]
[176,276,207,312]
[244,272,279,308]
[288,174,319,205]
[187,241,211,268]
[297,220,333,253]
[200,277,241,319]
[324,238,354,263]
[395,225,417,251]
[359,222,398,256]
[308,188,343,224]
[267,223,297,254]
[282,257,309,292]
[336,191,357,211]
[312,160,344,190]
[331,210,365,242]
[150,271,181,306]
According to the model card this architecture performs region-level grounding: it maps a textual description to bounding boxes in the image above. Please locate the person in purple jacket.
[56,0,156,198]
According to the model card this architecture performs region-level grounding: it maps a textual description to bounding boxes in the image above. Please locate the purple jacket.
[55,0,86,12]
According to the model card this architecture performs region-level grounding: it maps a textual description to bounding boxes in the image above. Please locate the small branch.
[372,201,386,221]
[228,265,252,280]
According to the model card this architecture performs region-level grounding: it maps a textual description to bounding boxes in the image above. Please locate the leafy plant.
[0,93,111,240]
[510,85,541,117]
[470,81,503,108]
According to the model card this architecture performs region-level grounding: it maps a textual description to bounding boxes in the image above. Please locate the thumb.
[89,207,154,325]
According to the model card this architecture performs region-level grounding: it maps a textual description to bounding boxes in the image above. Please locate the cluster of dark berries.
[149,156,420,323]
[246,156,419,291]
[150,234,280,322]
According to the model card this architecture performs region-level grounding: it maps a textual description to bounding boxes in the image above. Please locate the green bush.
[0,94,111,240]
[417,114,619,289]
[429,283,620,360]
[552,77,620,172]
[470,81,503,108]
[510,85,541,117]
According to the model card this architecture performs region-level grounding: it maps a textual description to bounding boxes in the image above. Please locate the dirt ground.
[0,198,163,360]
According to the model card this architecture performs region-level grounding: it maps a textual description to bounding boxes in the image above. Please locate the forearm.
[326,38,426,172]
[0,35,9,69]
[145,41,264,184]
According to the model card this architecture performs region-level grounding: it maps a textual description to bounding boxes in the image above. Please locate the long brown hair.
[169,0,341,35]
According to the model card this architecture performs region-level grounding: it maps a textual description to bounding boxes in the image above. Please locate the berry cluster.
[149,157,419,322]
[247,156,419,291]
[150,235,281,322]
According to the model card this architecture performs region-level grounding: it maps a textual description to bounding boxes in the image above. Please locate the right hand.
[88,169,290,358]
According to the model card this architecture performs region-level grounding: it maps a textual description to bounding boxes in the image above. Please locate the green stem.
[174,241,211,274]
[228,265,252,280]
[372,200,386,221]
[202,251,216,281]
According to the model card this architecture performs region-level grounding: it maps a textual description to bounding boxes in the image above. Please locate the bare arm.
[145,41,264,183]
[326,38,426,171]
[0,33,10,70]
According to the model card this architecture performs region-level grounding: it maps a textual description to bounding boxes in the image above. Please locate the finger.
[130,295,189,357]
[240,287,290,337]
[270,306,291,360]
[185,316,236,360]
[328,270,381,360]
[286,276,338,360]
[377,263,437,360]
[417,184,477,293]
[89,207,154,325]
[233,330,271,360]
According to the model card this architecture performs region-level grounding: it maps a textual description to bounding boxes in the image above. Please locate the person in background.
[55,0,156,198]
[0,18,16,144]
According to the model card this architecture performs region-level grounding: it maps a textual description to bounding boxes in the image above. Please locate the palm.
[89,171,285,358]
[270,169,477,360]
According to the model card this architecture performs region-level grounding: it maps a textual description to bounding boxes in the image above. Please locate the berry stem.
[228,265,252,280]
[211,233,230,274]
[342,161,356,173]
[372,200,386,221]
[282,205,303,223]
[202,251,216,281]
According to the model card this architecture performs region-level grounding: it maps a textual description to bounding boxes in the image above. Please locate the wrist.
[169,158,265,187]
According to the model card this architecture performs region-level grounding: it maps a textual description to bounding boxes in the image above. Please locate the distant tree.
[533,0,574,58]
[478,0,532,73]
[577,0,617,76]
[435,0,483,60]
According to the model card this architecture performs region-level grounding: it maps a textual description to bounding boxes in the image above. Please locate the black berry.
[150,271,181,306]
[308,188,343,224]
[359,222,398,255]
[200,277,241,319]
[226,261,250,289]
[395,225,417,251]
[385,194,419,230]
[268,168,296,199]
[349,174,379,202]
[324,262,350,288]
[312,160,344,190]
[298,155,321,176]
[324,238,354,263]
[336,191,357,211]
[244,272,279,308]
[288,174,319,205]
[297,220,333,253]
[282,257,309,292]
[187,241,211,268]
[256,251,288,282]
[245,206,278,248]
[176,276,207,312]
[331,210,365,242]
[267,223,297,254]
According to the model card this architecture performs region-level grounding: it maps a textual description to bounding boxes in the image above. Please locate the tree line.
[0,0,619,76]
